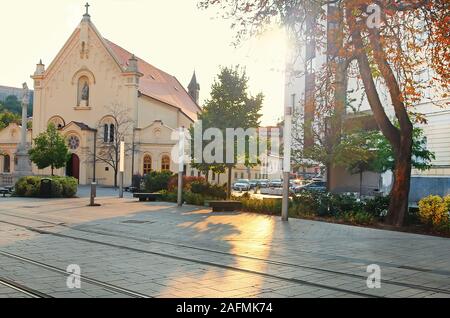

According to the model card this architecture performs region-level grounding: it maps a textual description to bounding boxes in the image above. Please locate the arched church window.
[143,155,152,175]
[103,124,109,143]
[78,76,90,106]
[161,155,171,172]
[48,117,65,130]
[109,124,115,143]
[68,135,80,151]
[3,155,11,173]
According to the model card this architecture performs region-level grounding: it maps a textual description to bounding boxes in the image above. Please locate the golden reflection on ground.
[172,209,276,297]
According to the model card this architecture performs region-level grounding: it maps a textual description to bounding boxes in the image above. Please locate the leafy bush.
[292,191,323,216]
[191,181,227,200]
[15,176,40,197]
[240,198,282,215]
[15,176,77,198]
[159,190,178,203]
[183,191,206,206]
[168,176,206,192]
[364,195,390,218]
[330,194,364,216]
[341,211,376,225]
[52,176,78,197]
[144,171,173,193]
[418,195,450,227]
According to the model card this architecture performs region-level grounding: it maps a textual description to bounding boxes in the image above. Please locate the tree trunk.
[227,167,233,200]
[386,136,413,227]
[114,170,118,188]
[206,170,209,183]
[348,10,412,227]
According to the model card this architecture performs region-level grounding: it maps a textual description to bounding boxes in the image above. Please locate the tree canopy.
[199,0,450,226]
[191,66,264,197]
[29,123,70,176]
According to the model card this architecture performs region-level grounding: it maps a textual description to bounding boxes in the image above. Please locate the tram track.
[1,211,449,296]
[0,277,52,298]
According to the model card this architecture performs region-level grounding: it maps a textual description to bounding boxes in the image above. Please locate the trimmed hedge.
[15,176,78,198]
[144,171,173,193]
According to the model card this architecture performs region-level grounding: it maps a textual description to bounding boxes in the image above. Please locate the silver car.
[233,179,251,191]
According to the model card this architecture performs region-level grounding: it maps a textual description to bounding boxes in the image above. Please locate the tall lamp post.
[119,140,125,198]
[177,127,185,207]
[282,106,293,222]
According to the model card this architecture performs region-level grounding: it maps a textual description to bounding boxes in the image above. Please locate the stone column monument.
[15,83,33,176]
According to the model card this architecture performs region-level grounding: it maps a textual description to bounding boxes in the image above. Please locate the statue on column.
[15,82,33,176]
[22,83,30,106]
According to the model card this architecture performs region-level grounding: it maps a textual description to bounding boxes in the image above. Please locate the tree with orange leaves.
[199,0,450,226]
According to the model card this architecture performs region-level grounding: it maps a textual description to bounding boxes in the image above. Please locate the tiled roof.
[71,121,97,131]
[104,39,201,121]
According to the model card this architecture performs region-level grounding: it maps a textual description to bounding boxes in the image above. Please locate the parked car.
[290,180,310,193]
[269,179,283,188]
[233,179,251,191]
[298,181,327,193]
[249,180,259,189]
[258,179,270,188]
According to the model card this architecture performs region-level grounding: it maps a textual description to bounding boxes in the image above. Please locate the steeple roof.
[188,71,200,91]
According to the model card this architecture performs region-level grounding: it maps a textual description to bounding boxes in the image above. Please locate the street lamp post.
[177,127,185,207]
[282,106,293,222]
[119,140,125,198]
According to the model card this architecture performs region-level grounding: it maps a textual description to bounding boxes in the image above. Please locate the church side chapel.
[1,4,201,186]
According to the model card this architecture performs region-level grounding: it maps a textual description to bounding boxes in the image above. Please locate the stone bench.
[133,193,163,202]
[207,200,243,212]
[0,188,12,197]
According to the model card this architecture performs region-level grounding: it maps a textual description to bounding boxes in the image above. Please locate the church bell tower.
[188,71,200,105]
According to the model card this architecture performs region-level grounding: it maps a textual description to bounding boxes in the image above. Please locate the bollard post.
[90,182,97,206]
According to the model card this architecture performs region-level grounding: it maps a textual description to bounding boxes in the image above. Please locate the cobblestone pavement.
[0,193,449,298]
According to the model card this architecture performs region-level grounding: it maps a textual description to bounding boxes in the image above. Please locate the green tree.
[29,123,71,176]
[0,111,21,129]
[3,95,21,114]
[199,0,449,227]
[334,128,435,196]
[192,66,263,198]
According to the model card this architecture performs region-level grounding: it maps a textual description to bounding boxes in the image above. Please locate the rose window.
[68,136,80,150]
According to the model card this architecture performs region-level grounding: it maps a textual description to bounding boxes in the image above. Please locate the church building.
[1,5,201,186]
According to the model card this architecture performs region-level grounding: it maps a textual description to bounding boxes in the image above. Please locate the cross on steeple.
[84,2,90,16]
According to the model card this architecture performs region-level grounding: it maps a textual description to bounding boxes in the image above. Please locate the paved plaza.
[0,187,450,298]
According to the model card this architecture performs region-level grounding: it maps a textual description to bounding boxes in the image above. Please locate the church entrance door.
[66,154,80,182]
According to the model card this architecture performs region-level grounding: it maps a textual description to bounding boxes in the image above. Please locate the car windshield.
[236,180,249,183]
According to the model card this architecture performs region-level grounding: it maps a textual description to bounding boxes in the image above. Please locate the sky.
[0,0,288,126]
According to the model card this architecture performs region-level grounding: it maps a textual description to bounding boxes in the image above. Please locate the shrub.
[364,195,390,218]
[330,194,364,216]
[190,181,227,200]
[240,198,282,215]
[292,192,322,216]
[341,211,376,225]
[168,176,205,192]
[418,195,450,227]
[159,190,178,203]
[52,176,78,198]
[144,171,173,193]
[183,191,206,206]
[15,176,40,197]
[15,176,77,198]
